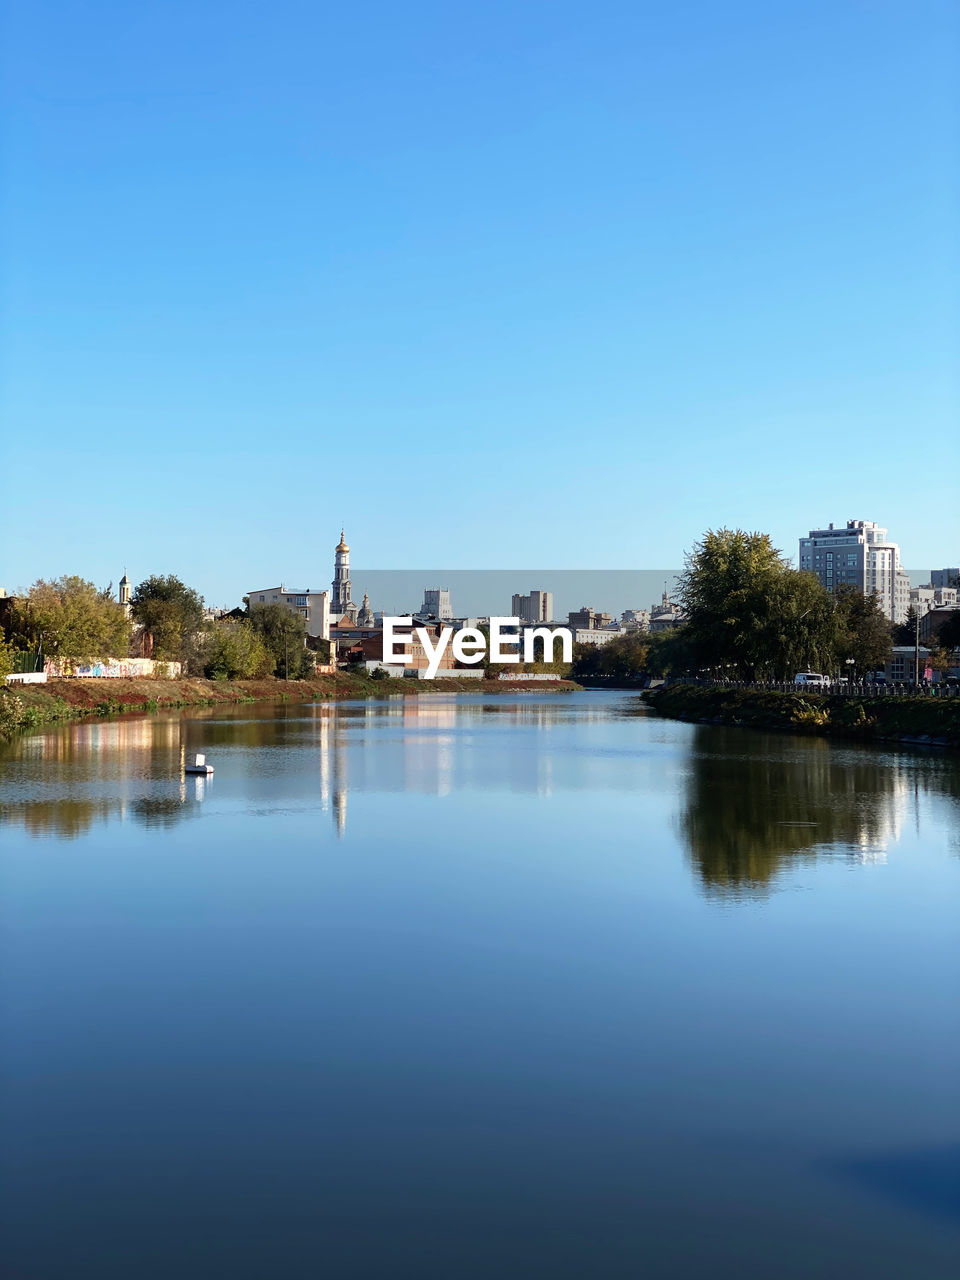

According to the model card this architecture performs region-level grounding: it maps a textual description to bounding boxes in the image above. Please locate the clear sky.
[1,0,957,607]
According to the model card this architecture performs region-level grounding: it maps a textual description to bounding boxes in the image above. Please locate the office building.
[512,590,554,624]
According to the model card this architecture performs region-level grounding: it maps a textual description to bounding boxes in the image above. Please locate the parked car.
[794,672,830,688]
[865,672,888,685]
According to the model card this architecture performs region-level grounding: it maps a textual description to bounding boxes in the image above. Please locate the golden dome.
[336,529,349,553]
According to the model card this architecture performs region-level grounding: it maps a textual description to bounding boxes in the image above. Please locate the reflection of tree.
[679,728,908,896]
[129,795,201,828]
[0,798,116,839]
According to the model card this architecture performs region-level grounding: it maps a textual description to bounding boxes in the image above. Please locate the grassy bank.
[0,673,579,740]
[644,684,960,749]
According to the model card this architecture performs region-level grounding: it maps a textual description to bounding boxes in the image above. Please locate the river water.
[0,692,957,1277]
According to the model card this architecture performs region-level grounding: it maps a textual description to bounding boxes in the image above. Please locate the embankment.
[644,684,960,749]
[0,673,578,740]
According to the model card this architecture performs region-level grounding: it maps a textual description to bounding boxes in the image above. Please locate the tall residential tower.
[798,520,909,623]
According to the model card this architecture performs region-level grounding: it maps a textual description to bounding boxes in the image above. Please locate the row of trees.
[574,529,917,683]
[3,574,316,681]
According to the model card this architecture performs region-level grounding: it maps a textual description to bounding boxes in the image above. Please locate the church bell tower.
[332,530,352,614]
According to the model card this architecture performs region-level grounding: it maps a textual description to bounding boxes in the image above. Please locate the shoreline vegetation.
[643,684,960,749]
[0,673,580,741]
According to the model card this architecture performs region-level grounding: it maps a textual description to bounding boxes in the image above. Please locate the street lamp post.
[914,608,920,686]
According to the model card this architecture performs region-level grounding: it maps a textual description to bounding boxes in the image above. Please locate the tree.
[10,576,131,661]
[678,530,801,678]
[199,620,272,680]
[761,570,836,680]
[0,636,14,681]
[893,605,919,646]
[246,604,314,678]
[832,584,892,676]
[131,575,205,661]
[677,529,843,680]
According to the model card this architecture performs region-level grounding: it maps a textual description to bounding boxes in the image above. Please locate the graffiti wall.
[44,658,183,679]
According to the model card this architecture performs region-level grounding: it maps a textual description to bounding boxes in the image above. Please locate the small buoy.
[184,752,214,775]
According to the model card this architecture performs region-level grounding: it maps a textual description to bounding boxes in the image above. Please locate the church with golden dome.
[245,529,373,642]
[330,530,374,627]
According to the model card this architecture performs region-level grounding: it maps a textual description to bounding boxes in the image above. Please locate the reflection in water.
[3,697,959,880]
[679,727,915,896]
[1,694,958,1279]
[0,714,210,838]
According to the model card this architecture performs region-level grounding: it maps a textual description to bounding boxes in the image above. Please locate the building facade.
[512,590,554,624]
[798,520,909,623]
[331,530,355,620]
[246,585,331,640]
[567,607,612,630]
[931,568,960,589]
[421,588,453,620]
[910,585,959,619]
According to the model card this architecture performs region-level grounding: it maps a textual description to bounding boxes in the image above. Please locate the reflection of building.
[0,714,208,837]
[799,519,910,623]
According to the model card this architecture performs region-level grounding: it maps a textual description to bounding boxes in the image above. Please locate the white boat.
[184,752,214,775]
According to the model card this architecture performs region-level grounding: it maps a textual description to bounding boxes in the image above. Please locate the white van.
[794,672,830,688]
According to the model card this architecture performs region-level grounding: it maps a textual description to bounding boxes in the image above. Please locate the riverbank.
[644,684,960,749]
[0,673,580,740]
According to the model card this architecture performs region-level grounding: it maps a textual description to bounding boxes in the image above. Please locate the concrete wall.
[44,658,183,679]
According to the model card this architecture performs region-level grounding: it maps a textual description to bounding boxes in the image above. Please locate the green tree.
[11,576,131,661]
[0,636,14,681]
[246,603,313,678]
[677,530,846,679]
[677,530,791,678]
[200,620,273,680]
[893,605,919,646]
[832,584,892,676]
[131,575,205,661]
[761,570,836,680]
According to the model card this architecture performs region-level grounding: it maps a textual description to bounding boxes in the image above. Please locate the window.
[296,596,307,606]
[259,595,265,602]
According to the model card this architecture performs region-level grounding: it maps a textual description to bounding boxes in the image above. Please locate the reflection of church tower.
[332,530,352,614]
[119,573,132,617]
[357,593,373,626]
[317,707,348,837]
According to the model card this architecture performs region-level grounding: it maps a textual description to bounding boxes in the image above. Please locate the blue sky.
[2,1,957,606]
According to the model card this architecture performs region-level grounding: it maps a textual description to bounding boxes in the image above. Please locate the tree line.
[1,574,318,681]
[573,528,944,683]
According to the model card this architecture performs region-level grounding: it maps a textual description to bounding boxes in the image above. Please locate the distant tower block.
[119,572,132,617]
[332,529,353,614]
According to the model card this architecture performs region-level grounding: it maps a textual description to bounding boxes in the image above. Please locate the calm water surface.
[0,692,957,1278]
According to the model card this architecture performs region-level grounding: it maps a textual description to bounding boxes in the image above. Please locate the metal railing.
[670,676,960,698]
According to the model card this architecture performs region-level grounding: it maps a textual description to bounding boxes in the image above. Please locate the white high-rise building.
[798,520,909,623]
[511,590,554,624]
[421,587,452,620]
